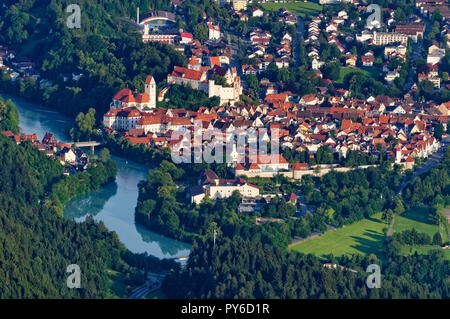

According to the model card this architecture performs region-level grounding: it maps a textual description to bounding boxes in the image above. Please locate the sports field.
[289,213,386,260]
[261,2,322,18]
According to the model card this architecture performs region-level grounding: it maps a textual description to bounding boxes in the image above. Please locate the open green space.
[393,206,449,259]
[392,206,439,237]
[438,207,450,242]
[399,245,450,261]
[337,67,380,84]
[289,213,386,260]
[261,1,322,18]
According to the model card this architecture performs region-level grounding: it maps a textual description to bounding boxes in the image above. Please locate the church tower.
[145,75,156,108]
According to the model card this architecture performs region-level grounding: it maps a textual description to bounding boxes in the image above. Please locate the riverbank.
[6,94,191,260]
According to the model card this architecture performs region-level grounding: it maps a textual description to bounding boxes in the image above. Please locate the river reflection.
[6,94,191,259]
[64,181,119,219]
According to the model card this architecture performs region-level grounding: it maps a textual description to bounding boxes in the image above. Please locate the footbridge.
[72,141,102,153]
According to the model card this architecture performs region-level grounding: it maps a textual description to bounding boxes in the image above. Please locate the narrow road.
[404,20,432,91]
[129,272,165,299]
[396,136,450,197]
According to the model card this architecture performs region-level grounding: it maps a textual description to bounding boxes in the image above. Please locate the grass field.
[392,206,439,238]
[399,245,450,261]
[289,213,386,260]
[261,1,322,18]
[337,67,380,84]
[393,206,449,258]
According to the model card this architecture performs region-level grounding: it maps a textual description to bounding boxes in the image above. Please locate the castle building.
[167,66,242,105]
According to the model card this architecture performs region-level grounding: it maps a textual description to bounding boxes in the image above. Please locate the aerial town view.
[0,0,449,309]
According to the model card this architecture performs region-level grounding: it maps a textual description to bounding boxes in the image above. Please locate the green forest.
[0,0,449,299]
[162,235,450,298]
[0,0,186,119]
[136,149,450,299]
[0,98,178,298]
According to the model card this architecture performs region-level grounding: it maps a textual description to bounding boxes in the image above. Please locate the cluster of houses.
[0,45,84,90]
[416,0,450,36]
[307,14,346,73]
[0,46,39,82]
[403,0,449,90]
[304,0,448,91]
[277,7,297,25]
[240,6,299,75]
[418,61,441,88]
[243,27,293,73]
[103,64,449,176]
[1,131,89,174]
[229,5,264,21]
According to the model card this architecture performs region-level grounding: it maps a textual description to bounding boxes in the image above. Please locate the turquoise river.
[5,94,191,260]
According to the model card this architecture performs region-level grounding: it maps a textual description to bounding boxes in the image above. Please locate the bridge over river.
[72,141,102,153]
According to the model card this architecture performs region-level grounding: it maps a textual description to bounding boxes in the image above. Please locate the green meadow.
[261,2,322,18]
[289,213,386,260]
[399,245,450,261]
[337,67,381,84]
[392,206,440,237]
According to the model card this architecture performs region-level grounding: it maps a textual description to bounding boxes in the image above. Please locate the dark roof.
[199,170,219,185]
[190,185,205,197]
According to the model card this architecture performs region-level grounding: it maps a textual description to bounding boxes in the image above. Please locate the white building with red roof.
[110,75,156,110]
[103,108,142,131]
[208,24,221,40]
[180,32,193,44]
[191,170,259,204]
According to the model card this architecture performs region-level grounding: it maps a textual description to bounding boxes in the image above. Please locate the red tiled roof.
[180,32,193,39]
[113,88,133,101]
[137,116,161,125]
[125,136,151,144]
[291,163,310,170]
[188,56,200,66]
[170,117,191,125]
[135,93,150,103]
[210,56,220,67]
[171,66,204,81]
[145,75,154,84]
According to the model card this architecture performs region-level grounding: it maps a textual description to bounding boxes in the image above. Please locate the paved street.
[404,20,432,91]
[397,135,450,196]
[129,272,165,299]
